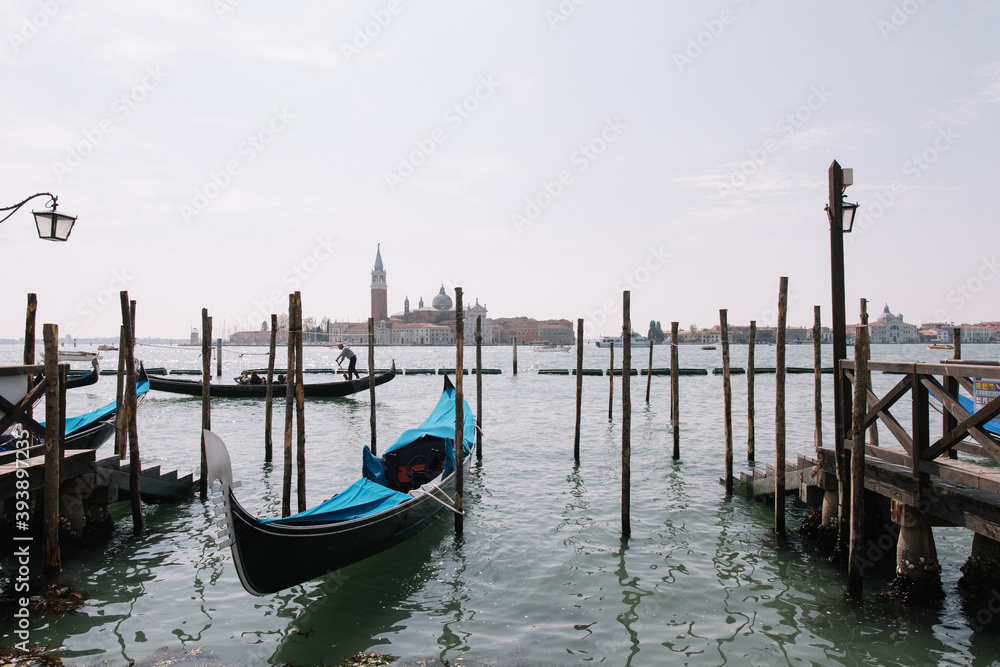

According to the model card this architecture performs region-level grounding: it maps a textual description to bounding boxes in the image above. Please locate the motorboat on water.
[595,333,651,348]
[533,341,571,352]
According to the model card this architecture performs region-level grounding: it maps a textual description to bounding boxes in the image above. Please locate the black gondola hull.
[224,461,462,595]
[149,362,395,398]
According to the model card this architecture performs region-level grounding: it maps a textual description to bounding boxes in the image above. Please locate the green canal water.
[3,342,1000,666]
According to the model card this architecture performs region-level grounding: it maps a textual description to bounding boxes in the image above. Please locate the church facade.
[863,304,920,343]
[328,247,495,346]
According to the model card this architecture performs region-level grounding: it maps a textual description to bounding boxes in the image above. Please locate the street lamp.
[825,165,860,232]
[825,159,859,546]
[0,192,77,241]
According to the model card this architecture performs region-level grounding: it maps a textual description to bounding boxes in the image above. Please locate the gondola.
[65,362,100,389]
[148,361,396,398]
[2,368,149,452]
[205,373,474,596]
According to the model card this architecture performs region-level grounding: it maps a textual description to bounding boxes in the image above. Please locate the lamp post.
[0,192,77,241]
[825,160,859,547]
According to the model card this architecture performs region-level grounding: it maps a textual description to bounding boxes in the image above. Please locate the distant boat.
[56,350,100,362]
[701,345,717,350]
[595,333,651,348]
[533,341,570,352]
[97,344,118,351]
[928,344,954,350]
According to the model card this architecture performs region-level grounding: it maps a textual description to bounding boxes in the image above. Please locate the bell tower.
[371,244,388,322]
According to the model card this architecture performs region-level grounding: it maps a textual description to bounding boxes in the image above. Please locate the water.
[3,341,1000,666]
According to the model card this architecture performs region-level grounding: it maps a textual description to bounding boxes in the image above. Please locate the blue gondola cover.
[263,478,411,524]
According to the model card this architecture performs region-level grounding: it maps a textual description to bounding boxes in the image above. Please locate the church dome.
[432,285,453,310]
[877,304,894,323]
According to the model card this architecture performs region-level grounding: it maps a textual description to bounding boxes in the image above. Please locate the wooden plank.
[0,450,95,499]
[865,360,1000,379]
[0,380,47,436]
[926,393,1000,462]
[0,365,45,377]
[922,375,1000,459]
[864,374,912,427]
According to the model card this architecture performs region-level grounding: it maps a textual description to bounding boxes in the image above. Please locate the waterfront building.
[491,317,575,345]
[856,304,920,343]
[328,248,495,346]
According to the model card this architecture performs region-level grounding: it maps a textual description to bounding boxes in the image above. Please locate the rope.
[409,482,464,515]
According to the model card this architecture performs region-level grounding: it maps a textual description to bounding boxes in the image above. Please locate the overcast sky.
[2,1,998,340]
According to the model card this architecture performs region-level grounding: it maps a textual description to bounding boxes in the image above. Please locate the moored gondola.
[3,367,150,452]
[149,361,396,398]
[205,374,474,596]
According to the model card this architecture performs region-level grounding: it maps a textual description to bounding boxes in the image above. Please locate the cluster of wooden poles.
[197,289,486,538]
[590,279,827,540]
[15,291,145,578]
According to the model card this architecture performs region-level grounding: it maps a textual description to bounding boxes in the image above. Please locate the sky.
[2,1,998,340]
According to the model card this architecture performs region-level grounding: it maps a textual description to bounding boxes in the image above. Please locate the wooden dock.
[742,357,1000,601]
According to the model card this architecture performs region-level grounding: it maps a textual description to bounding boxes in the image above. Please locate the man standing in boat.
[336,343,360,379]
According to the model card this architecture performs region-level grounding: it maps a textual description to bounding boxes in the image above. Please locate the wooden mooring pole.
[124,297,142,533]
[813,306,822,451]
[115,325,126,459]
[860,299,878,448]
[475,315,483,460]
[775,277,788,537]
[23,293,36,366]
[945,327,962,459]
[721,309,733,495]
[454,288,465,537]
[645,339,654,403]
[622,292,631,539]
[24,294,36,423]
[671,322,680,460]
[574,318,583,463]
[368,316,376,455]
[848,324,869,598]
[42,323,62,576]
[216,337,222,378]
[608,341,615,421]
[294,292,306,513]
[200,309,211,501]
[828,161,852,549]
[282,295,295,517]
[747,320,756,462]
[512,338,517,376]
[264,313,277,462]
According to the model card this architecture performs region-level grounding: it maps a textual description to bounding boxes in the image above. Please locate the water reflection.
[613,538,648,666]
[270,523,449,665]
